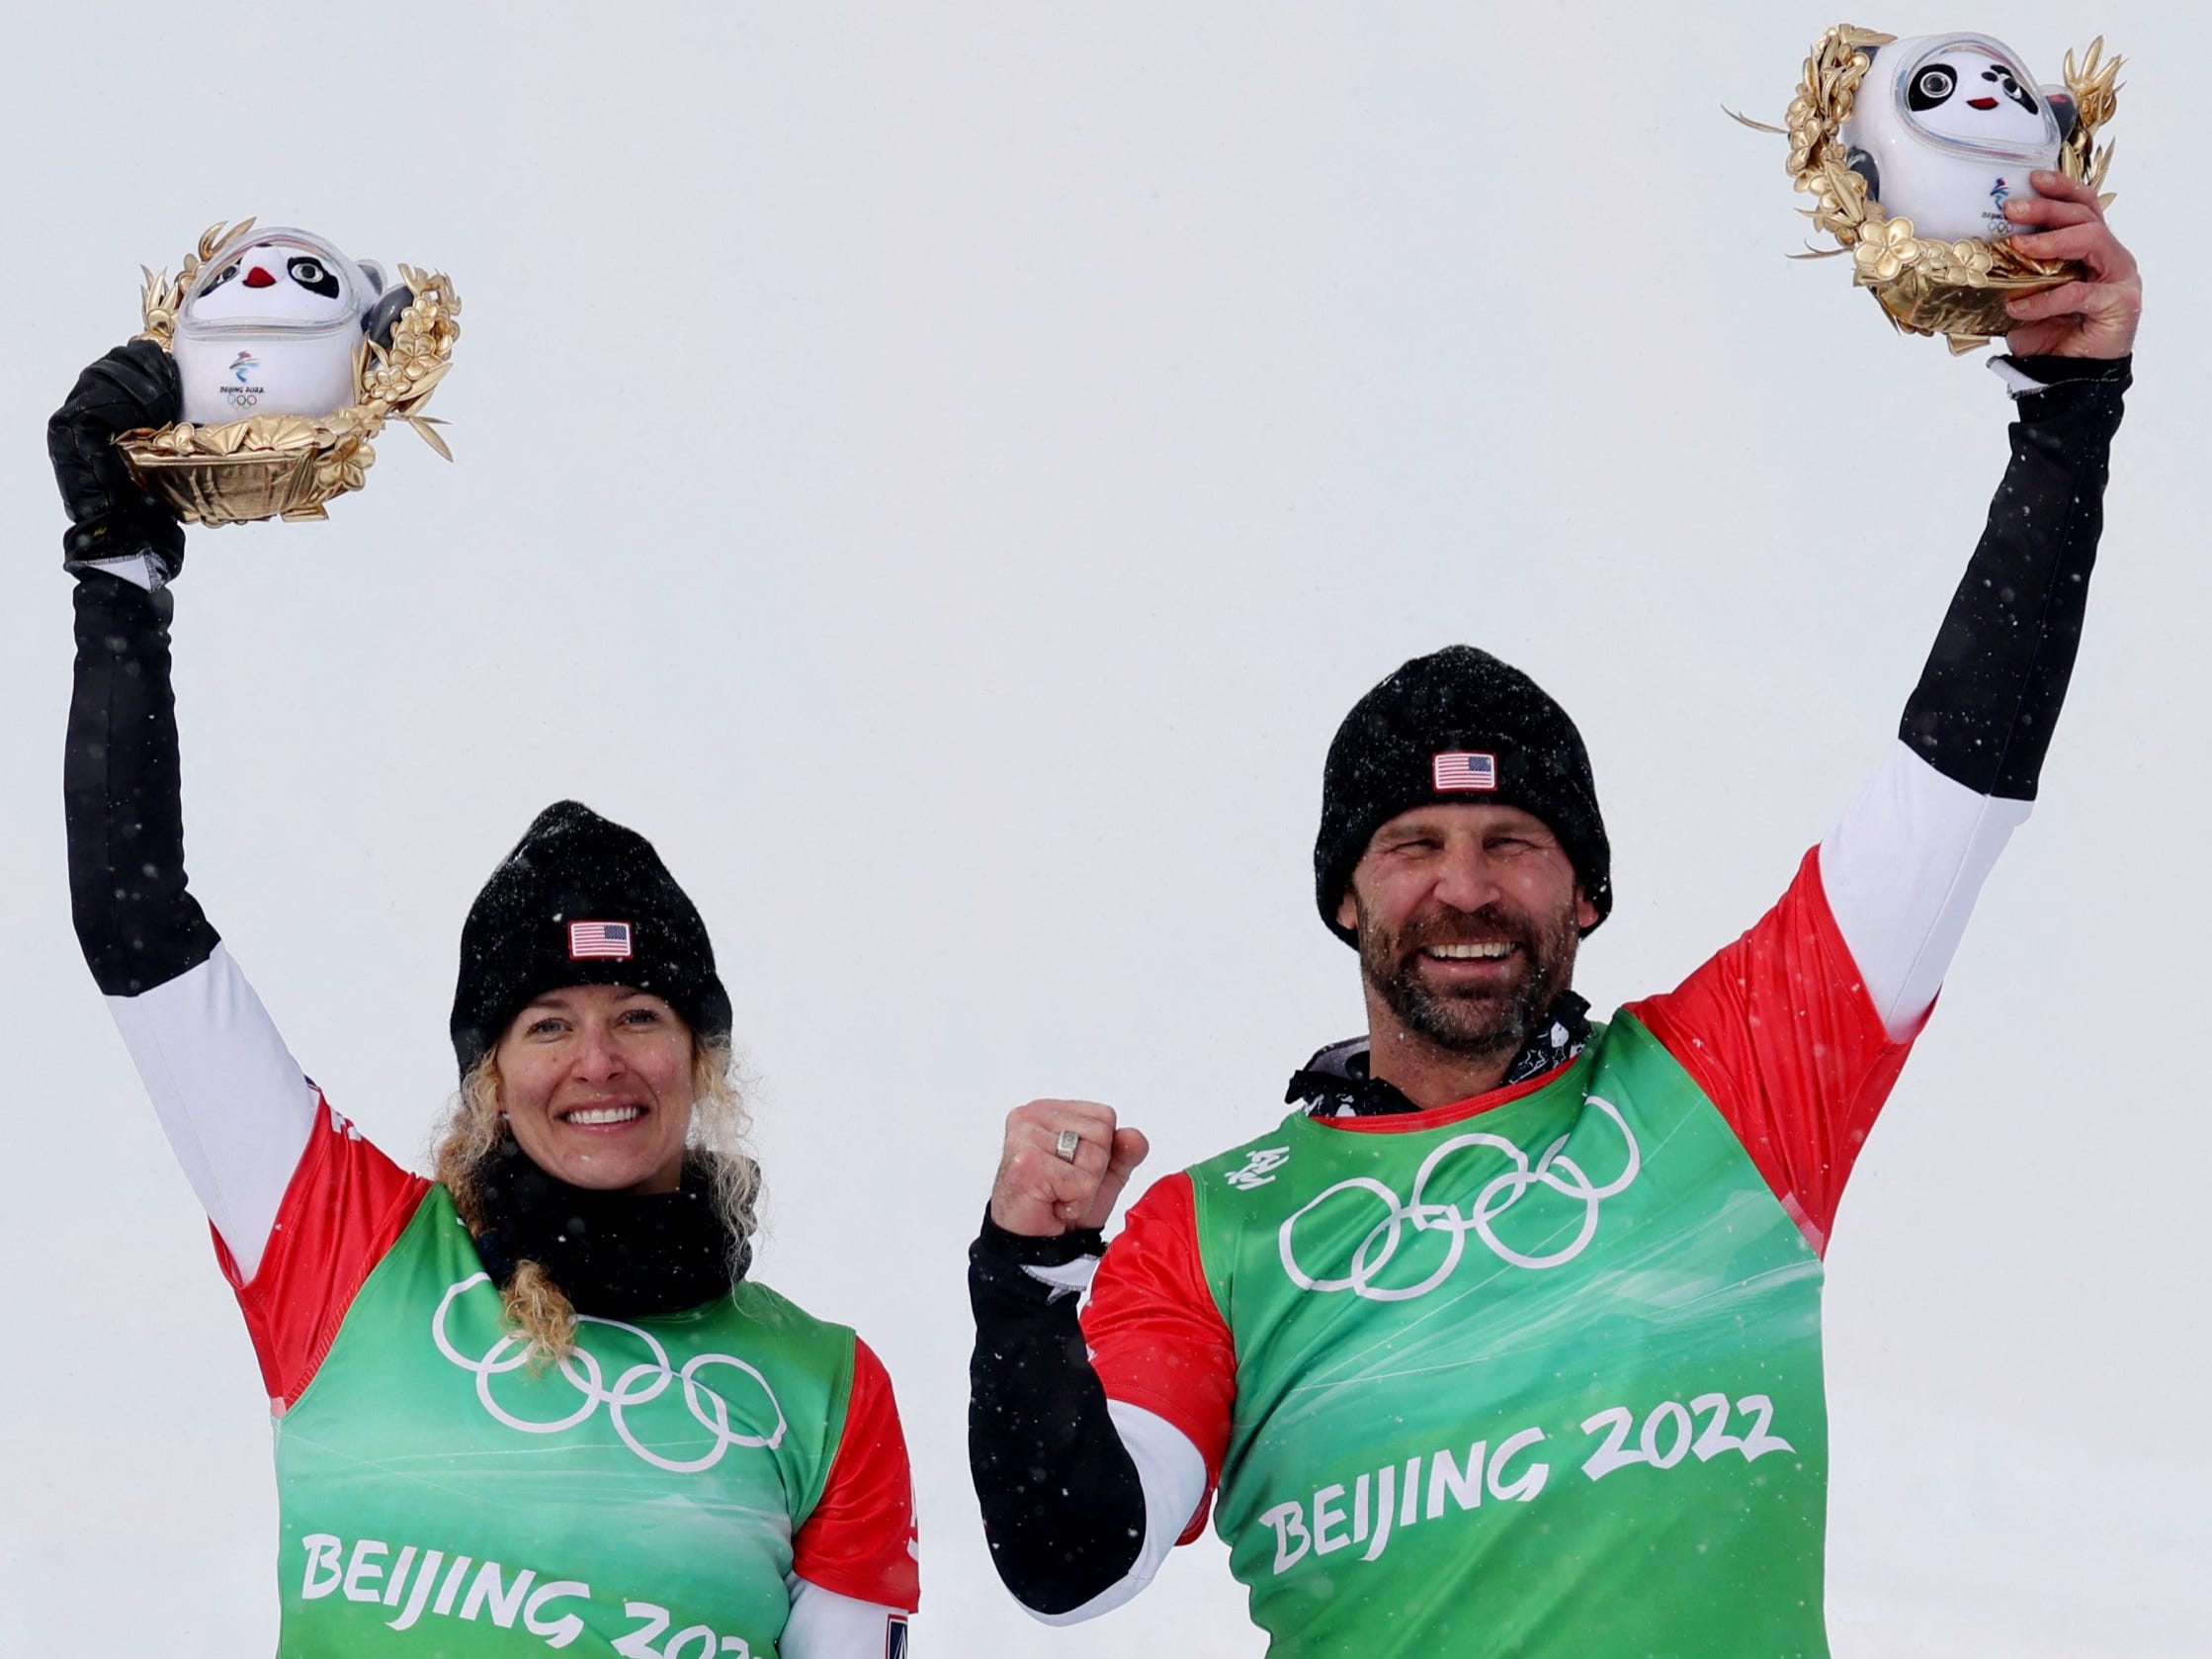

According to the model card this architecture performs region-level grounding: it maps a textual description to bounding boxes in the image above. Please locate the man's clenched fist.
[989,1099,1150,1237]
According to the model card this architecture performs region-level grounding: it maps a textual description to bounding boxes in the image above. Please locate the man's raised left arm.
[1637,172,2138,1245]
[1824,169,2136,1039]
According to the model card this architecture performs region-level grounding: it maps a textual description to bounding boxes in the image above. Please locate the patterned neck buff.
[1286,992,1593,1118]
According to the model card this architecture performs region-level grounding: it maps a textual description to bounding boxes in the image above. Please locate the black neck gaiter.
[1287,992,1594,1118]
[469,1139,752,1318]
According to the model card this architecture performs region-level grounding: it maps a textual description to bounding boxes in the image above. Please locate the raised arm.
[1637,173,2138,1244]
[57,343,321,1282]
[1830,169,2138,1032]
[1817,344,2129,1037]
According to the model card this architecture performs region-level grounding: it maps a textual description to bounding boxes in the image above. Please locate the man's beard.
[1355,895,1582,1060]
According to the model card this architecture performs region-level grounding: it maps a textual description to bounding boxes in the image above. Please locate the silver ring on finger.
[1055,1128,1082,1164]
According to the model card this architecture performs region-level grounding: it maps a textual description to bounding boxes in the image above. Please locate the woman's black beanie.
[450,801,732,1079]
[1315,646,1611,944]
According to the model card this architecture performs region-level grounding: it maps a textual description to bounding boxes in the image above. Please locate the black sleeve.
[65,574,219,996]
[968,1215,1149,1615]
[1899,354,2130,800]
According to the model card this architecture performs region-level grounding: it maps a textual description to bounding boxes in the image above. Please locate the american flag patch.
[568,920,634,960]
[1432,751,1498,792]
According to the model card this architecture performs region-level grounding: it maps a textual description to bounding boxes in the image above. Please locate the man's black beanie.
[450,801,733,1079]
[1315,646,1611,945]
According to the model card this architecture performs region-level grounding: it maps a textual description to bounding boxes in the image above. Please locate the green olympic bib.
[272,1187,853,1658]
[1187,1014,1829,1659]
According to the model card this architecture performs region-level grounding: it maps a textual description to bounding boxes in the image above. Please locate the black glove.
[48,340,186,585]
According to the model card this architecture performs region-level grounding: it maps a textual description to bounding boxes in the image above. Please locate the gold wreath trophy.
[1748,27,2120,353]
[120,218,461,524]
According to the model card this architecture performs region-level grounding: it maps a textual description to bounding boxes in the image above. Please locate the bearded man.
[965,171,2139,1658]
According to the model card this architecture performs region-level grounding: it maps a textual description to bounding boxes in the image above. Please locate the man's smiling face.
[1337,803,1597,1065]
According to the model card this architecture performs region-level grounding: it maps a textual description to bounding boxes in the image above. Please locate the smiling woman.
[493,988,709,1195]
[427,804,770,1365]
[438,1016,760,1364]
[52,344,918,1659]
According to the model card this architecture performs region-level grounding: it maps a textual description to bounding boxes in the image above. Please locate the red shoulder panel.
[1629,845,1914,1255]
[791,1336,921,1612]
[214,1096,431,1410]
[1083,1172,1236,1544]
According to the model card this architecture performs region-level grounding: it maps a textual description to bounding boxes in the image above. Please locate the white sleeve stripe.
[76,552,160,590]
[1021,1255,1101,1301]
[1018,1402,1207,1626]
[780,1576,910,1657]
[1820,742,2032,1040]
[105,945,319,1281]
[1987,356,2053,397]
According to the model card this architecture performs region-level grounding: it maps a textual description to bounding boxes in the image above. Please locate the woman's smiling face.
[493,984,696,1193]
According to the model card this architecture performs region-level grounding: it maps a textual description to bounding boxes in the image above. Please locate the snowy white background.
[2,4,2205,1654]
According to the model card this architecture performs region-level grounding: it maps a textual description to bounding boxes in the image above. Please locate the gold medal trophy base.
[117,218,460,526]
[1774,27,2120,354]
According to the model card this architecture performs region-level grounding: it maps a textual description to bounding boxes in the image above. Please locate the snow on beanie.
[1314,646,1611,945]
[450,801,733,1079]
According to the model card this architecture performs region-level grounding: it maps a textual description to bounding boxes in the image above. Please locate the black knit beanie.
[1315,647,1610,945]
[450,801,733,1078]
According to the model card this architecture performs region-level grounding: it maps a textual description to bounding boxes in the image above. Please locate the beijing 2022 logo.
[224,350,263,410]
[1278,1095,1641,1300]
[432,1273,785,1473]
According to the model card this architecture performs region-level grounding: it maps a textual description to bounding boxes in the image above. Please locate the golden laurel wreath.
[1749,26,2120,352]
[119,218,461,525]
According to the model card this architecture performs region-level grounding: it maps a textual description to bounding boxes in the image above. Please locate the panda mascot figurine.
[169,227,412,427]
[1840,34,2080,245]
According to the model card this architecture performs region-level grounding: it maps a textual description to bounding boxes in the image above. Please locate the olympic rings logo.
[432,1273,787,1473]
[1278,1095,1641,1300]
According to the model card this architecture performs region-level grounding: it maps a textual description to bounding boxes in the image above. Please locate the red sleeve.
[1629,845,1914,1256]
[791,1336,920,1612]
[1082,1172,1236,1544]
[215,1096,431,1410]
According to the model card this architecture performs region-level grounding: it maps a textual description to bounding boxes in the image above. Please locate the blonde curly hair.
[433,1037,759,1361]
